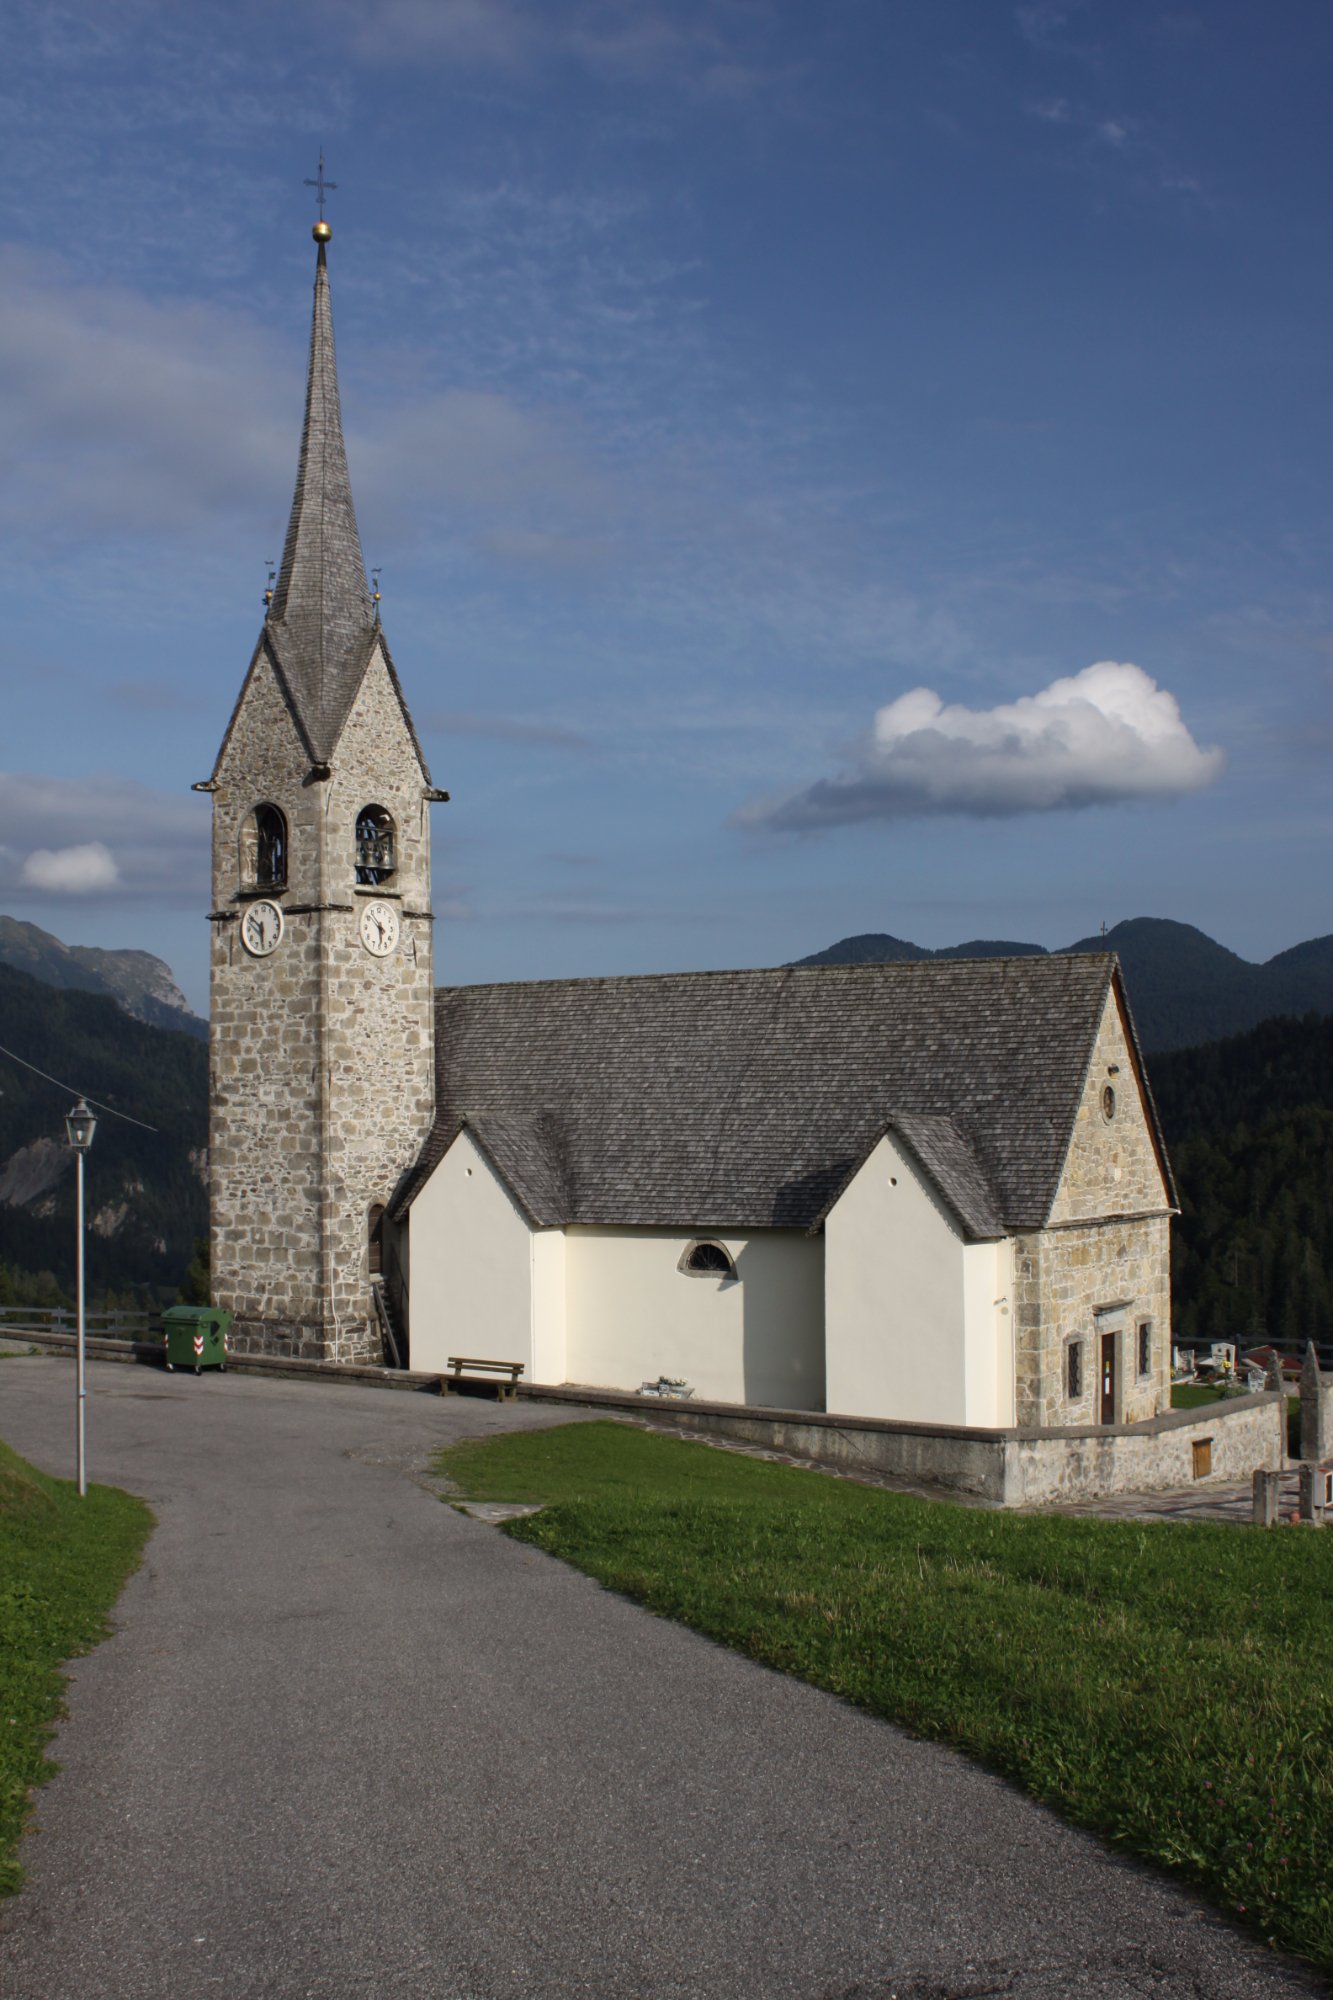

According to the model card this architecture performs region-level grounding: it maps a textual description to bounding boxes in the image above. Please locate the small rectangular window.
[1137,1321,1151,1378]
[1066,1340,1083,1401]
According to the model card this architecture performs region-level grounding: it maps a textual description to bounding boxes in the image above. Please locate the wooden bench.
[443,1356,525,1400]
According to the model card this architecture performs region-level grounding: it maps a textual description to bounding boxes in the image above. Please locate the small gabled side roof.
[813,1113,1006,1240]
[449,1113,571,1228]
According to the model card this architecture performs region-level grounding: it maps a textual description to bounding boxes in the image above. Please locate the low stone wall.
[1,1327,439,1392]
[529,1381,1287,1507]
[1005,1393,1285,1506]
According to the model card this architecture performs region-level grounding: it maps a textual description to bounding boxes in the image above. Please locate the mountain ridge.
[0,916,207,1041]
[795,918,1333,1052]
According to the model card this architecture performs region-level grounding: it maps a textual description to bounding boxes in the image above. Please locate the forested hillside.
[1151,1014,1333,1352]
[0,965,207,1304]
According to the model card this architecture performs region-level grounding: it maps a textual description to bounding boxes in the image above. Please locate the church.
[201,220,1178,1438]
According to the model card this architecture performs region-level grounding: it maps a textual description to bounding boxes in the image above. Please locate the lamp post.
[64,1099,97,1497]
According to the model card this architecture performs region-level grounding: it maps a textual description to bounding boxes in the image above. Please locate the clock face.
[240,900,284,957]
[359,900,400,957]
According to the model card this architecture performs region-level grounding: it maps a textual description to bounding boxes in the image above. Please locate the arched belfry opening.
[239,803,288,891]
[355,806,395,886]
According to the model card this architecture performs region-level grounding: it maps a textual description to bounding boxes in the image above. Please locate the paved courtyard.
[0,1354,1324,2000]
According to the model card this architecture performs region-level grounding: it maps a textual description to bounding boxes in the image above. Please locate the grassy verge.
[0,1438,153,1895]
[1170,1382,1231,1408]
[438,1421,1333,1974]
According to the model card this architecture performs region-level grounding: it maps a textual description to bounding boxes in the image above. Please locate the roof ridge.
[434,955,1116,999]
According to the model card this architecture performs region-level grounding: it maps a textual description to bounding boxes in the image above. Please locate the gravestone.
[1252,1467,1281,1527]
[1300,1342,1330,1463]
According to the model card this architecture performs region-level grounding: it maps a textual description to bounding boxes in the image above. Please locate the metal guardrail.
[0,1305,162,1340]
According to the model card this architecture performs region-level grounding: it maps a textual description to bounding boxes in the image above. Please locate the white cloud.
[1015,3,1083,52]
[320,0,765,90]
[0,247,619,563]
[739,662,1226,832]
[21,842,120,893]
[0,772,208,903]
[0,247,290,542]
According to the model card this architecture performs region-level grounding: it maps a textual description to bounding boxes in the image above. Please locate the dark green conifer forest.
[0,965,207,1308]
[1150,1013,1333,1352]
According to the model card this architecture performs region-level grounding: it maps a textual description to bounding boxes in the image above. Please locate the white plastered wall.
[964,1237,1015,1427]
[564,1226,825,1409]
[530,1228,567,1385]
[824,1133,1013,1427]
[406,1130,535,1376]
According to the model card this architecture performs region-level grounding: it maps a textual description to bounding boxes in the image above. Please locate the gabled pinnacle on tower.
[264,216,376,765]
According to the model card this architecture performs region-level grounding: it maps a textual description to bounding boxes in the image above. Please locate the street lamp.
[64,1099,97,1497]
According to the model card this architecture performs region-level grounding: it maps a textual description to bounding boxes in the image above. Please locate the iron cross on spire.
[305,151,338,223]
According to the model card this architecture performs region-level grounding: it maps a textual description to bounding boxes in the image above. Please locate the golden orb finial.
[313,219,332,243]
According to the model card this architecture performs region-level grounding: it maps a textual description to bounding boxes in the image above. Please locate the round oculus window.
[1101,1083,1116,1121]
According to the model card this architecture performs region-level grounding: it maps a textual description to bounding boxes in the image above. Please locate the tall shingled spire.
[265,224,378,765]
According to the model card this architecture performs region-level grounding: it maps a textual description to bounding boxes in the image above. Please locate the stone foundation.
[227,1314,382,1367]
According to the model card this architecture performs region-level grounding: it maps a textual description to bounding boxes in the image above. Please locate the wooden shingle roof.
[397,954,1158,1235]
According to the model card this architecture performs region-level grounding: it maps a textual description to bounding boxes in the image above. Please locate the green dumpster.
[162,1305,231,1375]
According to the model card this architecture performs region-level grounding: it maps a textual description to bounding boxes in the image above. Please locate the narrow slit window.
[1066,1340,1083,1401]
[1137,1321,1152,1378]
[356,806,396,886]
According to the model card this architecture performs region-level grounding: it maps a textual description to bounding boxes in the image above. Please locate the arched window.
[241,804,288,890]
[355,806,396,886]
[679,1240,737,1278]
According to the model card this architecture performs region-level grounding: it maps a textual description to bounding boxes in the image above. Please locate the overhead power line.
[0,1038,160,1133]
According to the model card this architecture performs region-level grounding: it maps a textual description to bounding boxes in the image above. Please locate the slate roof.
[395,954,1170,1235]
[212,240,430,780]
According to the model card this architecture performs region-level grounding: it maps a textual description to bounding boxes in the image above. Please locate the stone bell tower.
[198,214,444,1364]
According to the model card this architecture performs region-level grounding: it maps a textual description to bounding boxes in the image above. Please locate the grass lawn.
[1170,1382,1232,1409]
[0,1438,153,1895]
[438,1420,1333,1976]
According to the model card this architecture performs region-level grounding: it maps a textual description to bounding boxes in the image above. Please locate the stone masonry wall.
[1009,1392,1284,1506]
[1013,986,1175,1428]
[209,640,437,1363]
[1046,984,1169,1228]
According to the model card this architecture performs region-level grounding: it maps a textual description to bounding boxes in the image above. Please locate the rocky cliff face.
[0,917,206,1040]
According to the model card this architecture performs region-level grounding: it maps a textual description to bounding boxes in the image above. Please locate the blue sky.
[1,0,1330,1014]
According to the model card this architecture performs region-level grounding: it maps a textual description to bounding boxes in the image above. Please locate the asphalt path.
[0,1355,1324,2000]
